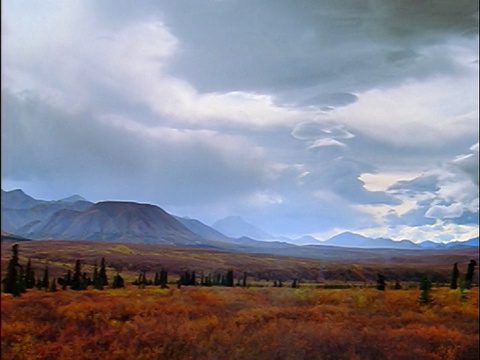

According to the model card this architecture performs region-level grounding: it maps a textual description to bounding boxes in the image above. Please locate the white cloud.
[330,68,478,147]
[425,203,465,219]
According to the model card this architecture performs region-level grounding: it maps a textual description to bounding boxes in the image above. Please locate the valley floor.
[1,286,478,360]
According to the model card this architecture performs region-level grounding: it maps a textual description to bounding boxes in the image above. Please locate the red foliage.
[1,286,478,359]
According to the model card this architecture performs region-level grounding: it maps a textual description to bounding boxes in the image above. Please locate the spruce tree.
[41,266,49,290]
[71,260,86,290]
[66,270,72,287]
[112,273,125,288]
[99,257,108,286]
[17,266,27,294]
[226,270,234,287]
[48,278,57,292]
[25,259,36,289]
[418,275,432,305]
[160,269,168,289]
[450,263,459,290]
[376,273,386,291]
[464,260,477,289]
[2,244,22,296]
[93,263,103,290]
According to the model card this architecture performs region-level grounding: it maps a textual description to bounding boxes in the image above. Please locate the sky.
[1,0,479,243]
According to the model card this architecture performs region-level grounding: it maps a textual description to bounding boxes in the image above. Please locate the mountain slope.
[1,200,93,234]
[16,201,206,245]
[175,216,235,243]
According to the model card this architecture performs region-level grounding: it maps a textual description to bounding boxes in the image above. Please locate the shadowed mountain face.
[14,201,205,245]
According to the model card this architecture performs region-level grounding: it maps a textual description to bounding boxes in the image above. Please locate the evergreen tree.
[99,257,108,286]
[93,263,103,290]
[82,272,91,286]
[134,270,148,288]
[291,279,298,288]
[464,260,477,289]
[160,269,168,289]
[48,278,57,292]
[450,263,459,290]
[225,270,234,287]
[418,275,432,305]
[71,260,86,290]
[2,244,22,296]
[376,273,386,291]
[242,272,247,287]
[112,273,125,289]
[41,266,49,290]
[66,270,72,287]
[17,266,27,294]
[25,259,36,289]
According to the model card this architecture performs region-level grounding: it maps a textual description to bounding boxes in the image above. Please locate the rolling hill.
[14,201,207,245]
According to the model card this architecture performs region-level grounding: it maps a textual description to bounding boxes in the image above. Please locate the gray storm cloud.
[1,0,478,239]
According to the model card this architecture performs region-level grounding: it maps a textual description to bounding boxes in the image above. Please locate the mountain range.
[1,189,477,251]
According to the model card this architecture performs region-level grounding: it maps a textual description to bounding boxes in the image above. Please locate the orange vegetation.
[1,286,478,359]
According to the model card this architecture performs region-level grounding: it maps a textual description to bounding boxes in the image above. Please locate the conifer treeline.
[1,244,477,298]
[1,244,251,296]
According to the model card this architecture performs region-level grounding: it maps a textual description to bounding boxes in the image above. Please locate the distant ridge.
[1,189,45,209]
[418,237,479,249]
[59,194,88,203]
[212,216,274,240]
[2,189,477,250]
[324,232,419,249]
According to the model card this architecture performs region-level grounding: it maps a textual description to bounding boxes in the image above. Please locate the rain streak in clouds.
[1,0,478,242]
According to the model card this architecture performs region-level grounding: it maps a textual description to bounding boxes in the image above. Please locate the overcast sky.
[2,1,478,242]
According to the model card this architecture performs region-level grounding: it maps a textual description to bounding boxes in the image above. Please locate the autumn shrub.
[1,286,478,360]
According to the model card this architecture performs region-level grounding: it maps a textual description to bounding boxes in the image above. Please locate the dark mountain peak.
[91,201,172,218]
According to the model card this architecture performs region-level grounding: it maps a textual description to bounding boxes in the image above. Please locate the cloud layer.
[2,0,478,242]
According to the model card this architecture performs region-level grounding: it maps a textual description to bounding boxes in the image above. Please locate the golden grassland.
[1,285,478,360]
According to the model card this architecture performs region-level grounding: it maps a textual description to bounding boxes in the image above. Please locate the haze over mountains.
[1,189,477,252]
